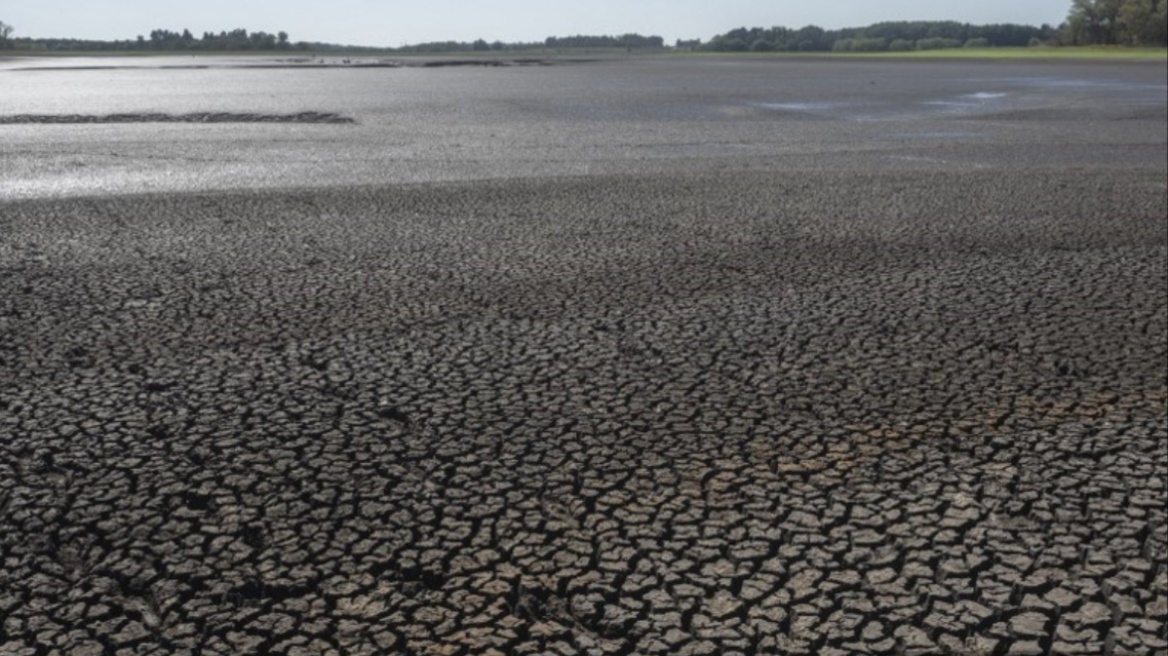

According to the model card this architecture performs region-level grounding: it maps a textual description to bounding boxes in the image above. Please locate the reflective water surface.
[2,55,1165,199]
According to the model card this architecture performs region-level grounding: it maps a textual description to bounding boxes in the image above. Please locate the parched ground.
[1,169,1165,655]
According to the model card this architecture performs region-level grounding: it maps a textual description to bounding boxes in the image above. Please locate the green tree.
[1118,0,1168,44]
[0,20,14,47]
[916,36,963,49]
[793,25,828,51]
[1066,0,1124,44]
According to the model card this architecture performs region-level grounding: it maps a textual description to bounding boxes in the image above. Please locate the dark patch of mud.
[4,58,574,72]
[0,111,355,125]
[417,58,555,68]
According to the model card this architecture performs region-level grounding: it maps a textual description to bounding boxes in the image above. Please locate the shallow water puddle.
[922,91,1010,114]
[967,92,1009,100]
[753,92,1012,122]
[755,101,849,113]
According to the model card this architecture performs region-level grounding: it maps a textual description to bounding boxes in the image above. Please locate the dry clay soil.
[1,168,1166,655]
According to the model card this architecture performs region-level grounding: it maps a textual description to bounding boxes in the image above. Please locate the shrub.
[850,37,888,52]
[723,37,748,52]
[916,37,962,50]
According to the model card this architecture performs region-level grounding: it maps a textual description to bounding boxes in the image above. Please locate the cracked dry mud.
[1,169,1166,655]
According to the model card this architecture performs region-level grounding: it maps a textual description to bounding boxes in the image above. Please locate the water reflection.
[1,57,1163,200]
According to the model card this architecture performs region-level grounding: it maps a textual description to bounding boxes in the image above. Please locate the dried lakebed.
[1,169,1166,655]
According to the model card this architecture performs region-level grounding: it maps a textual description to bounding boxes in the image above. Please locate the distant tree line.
[0,23,665,54]
[3,1,1163,54]
[391,33,664,53]
[144,28,291,50]
[700,21,1058,53]
[545,34,665,49]
[393,39,542,53]
[1,26,304,52]
[1065,0,1167,45]
[699,1,1166,53]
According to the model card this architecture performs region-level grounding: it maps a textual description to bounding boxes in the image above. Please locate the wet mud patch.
[0,111,354,125]
[418,58,556,68]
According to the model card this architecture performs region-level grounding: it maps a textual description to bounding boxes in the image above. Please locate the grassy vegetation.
[841,46,1168,60]
[667,47,1167,63]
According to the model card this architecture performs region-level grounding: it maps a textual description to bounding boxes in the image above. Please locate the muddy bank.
[0,111,354,124]
[0,55,572,72]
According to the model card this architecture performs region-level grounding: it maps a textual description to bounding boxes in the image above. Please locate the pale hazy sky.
[5,1,1072,47]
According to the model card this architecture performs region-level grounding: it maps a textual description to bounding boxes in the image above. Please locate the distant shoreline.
[2,46,1164,66]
